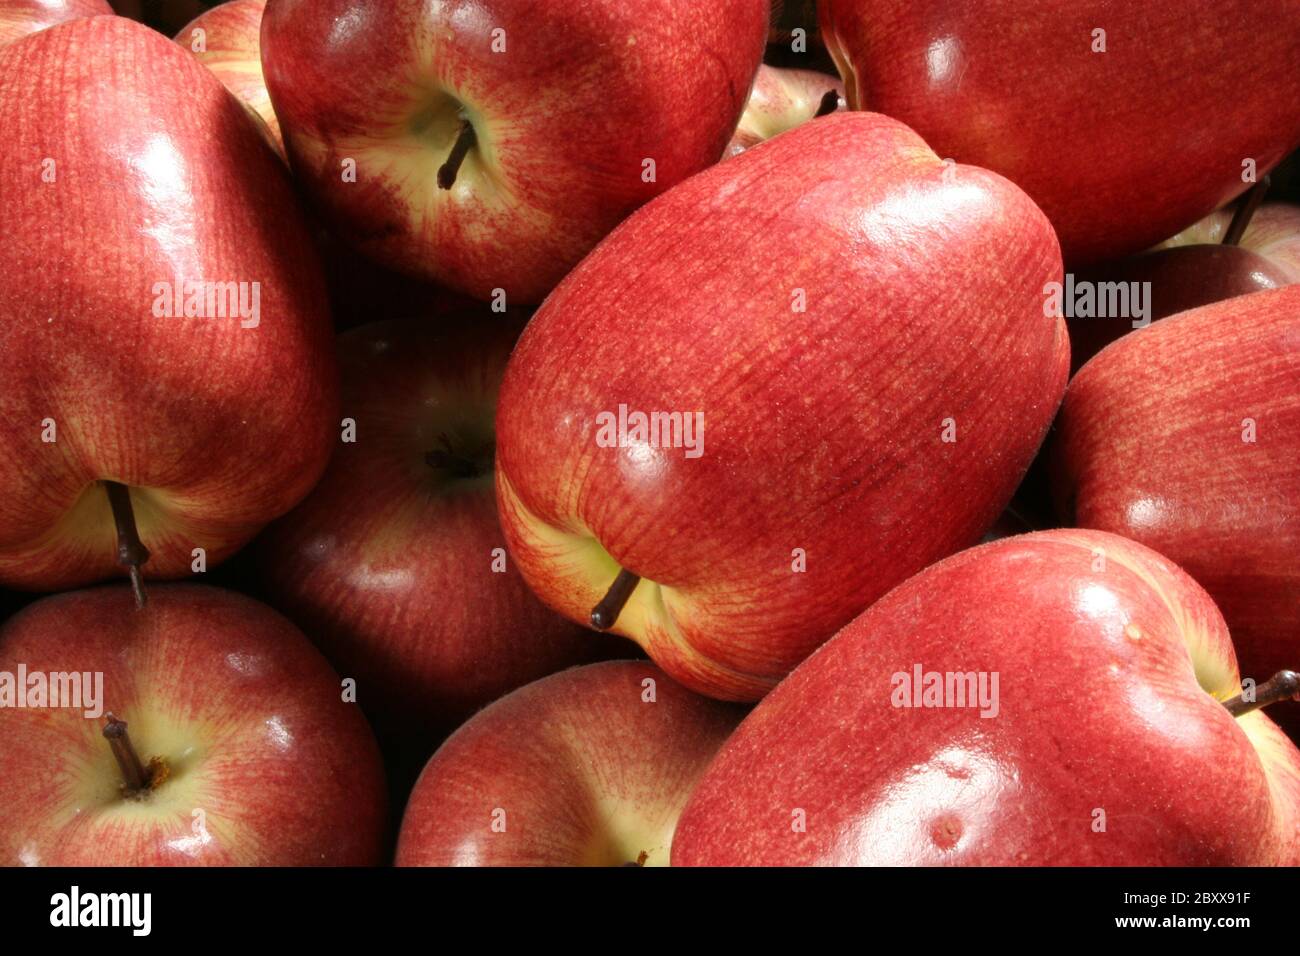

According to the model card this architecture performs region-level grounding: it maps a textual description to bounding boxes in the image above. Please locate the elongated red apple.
[256,316,609,739]
[395,661,742,866]
[0,0,109,49]
[0,585,387,865]
[1068,196,1300,369]
[820,0,1300,265]
[176,0,281,154]
[260,0,768,303]
[673,530,1300,865]
[1052,285,1300,731]
[496,111,1068,701]
[0,17,337,597]
[725,64,843,158]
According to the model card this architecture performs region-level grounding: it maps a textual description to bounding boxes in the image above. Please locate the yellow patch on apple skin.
[496,473,774,699]
[1235,711,1300,864]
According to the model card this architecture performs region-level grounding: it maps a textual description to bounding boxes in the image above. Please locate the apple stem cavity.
[102,713,151,795]
[814,90,841,118]
[1222,669,1300,718]
[590,569,641,630]
[1222,175,1270,246]
[437,117,477,191]
[425,434,494,480]
[103,480,150,609]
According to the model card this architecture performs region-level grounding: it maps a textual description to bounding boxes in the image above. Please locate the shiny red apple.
[673,530,1300,865]
[496,111,1068,701]
[0,584,387,865]
[260,0,769,303]
[820,0,1300,265]
[0,16,337,597]
[395,661,742,866]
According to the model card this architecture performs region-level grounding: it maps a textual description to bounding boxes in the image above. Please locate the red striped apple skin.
[496,111,1069,701]
[255,316,608,739]
[0,17,337,592]
[260,0,769,303]
[1052,285,1300,722]
[0,585,387,866]
[0,0,109,50]
[820,0,1300,266]
[672,530,1300,866]
[395,661,743,867]
[175,0,281,155]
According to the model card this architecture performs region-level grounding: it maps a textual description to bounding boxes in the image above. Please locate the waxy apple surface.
[0,17,337,592]
[820,0,1300,265]
[496,111,1068,701]
[395,661,742,866]
[672,530,1300,865]
[257,317,602,737]
[0,585,387,865]
[260,0,769,303]
[176,0,281,154]
[0,0,108,49]
[1053,285,1300,721]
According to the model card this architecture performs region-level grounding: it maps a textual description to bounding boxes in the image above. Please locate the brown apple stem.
[814,89,840,118]
[103,480,149,609]
[103,713,150,794]
[1222,669,1300,718]
[437,118,477,190]
[1222,175,1270,246]
[590,569,641,630]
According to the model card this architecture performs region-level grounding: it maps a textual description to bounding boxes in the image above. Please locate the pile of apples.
[0,0,1298,868]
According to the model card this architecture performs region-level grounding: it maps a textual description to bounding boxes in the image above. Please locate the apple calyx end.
[102,481,150,609]
[1222,669,1300,718]
[590,569,642,631]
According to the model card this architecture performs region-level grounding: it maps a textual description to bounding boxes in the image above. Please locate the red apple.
[496,111,1068,701]
[0,17,337,597]
[724,64,843,158]
[175,0,281,155]
[260,0,769,303]
[0,584,387,865]
[1052,284,1300,734]
[256,316,611,739]
[673,529,1300,865]
[395,661,742,866]
[1068,199,1300,369]
[820,0,1300,265]
[0,0,109,49]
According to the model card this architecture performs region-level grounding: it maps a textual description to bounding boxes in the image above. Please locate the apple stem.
[1222,175,1270,246]
[814,89,840,118]
[590,569,641,630]
[103,480,149,609]
[1222,669,1300,718]
[102,713,150,794]
[437,117,477,190]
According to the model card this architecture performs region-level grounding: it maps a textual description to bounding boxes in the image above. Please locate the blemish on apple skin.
[1124,623,1143,642]
[929,814,963,851]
